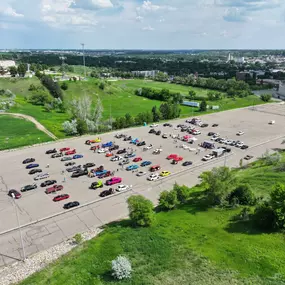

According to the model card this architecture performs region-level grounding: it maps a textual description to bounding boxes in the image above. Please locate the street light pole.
[11,194,26,261]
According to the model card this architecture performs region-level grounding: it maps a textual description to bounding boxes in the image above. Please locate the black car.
[208,132,215,136]
[137,141,146,147]
[156,130,161,136]
[8,189,22,199]
[109,145,119,151]
[22,158,35,164]
[45,148,57,154]
[149,129,156,134]
[65,161,76,167]
[124,136,132,141]
[163,123,172,127]
[71,169,88,178]
[40,180,57,187]
[181,127,188,132]
[182,161,193,166]
[83,163,95,169]
[51,153,63,158]
[99,188,115,197]
[212,124,219,127]
[63,201,80,209]
[220,147,231,153]
[117,148,127,154]
[241,145,249,150]
[201,124,209,128]
[21,183,37,192]
[67,165,82,172]
[29,168,42,175]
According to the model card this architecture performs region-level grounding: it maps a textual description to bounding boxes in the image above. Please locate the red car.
[53,194,70,202]
[45,185,63,194]
[65,149,76,155]
[167,154,178,160]
[8,189,22,199]
[133,157,142,162]
[173,156,183,162]
[106,153,114,157]
[150,165,160,172]
[60,147,70,152]
[97,171,111,179]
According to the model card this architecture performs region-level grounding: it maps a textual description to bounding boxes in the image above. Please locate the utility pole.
[59,56,66,78]
[11,193,26,261]
[81,43,86,79]
[109,103,112,130]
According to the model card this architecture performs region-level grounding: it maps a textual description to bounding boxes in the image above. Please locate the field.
[0,115,51,150]
[0,77,266,142]
[20,153,285,285]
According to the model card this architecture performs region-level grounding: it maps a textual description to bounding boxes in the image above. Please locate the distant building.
[236,71,252,81]
[0,60,16,70]
[131,70,160,78]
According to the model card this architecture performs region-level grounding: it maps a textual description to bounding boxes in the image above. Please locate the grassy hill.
[20,154,285,285]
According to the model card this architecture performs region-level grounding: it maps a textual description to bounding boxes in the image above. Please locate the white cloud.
[137,1,176,14]
[70,0,113,10]
[135,15,144,22]
[0,6,24,17]
[142,25,154,31]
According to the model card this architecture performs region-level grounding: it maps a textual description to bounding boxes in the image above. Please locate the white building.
[131,70,160,78]
[0,60,16,70]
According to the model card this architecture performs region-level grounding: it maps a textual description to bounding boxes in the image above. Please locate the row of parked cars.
[208,132,249,149]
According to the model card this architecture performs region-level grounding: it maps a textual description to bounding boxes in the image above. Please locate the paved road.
[0,103,285,267]
[0,113,57,140]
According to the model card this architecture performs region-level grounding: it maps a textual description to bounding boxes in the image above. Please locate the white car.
[34,173,49,181]
[225,140,232,145]
[236,131,244,136]
[143,144,153,151]
[236,142,244,148]
[192,130,201,135]
[202,154,214,161]
[110,156,123,161]
[219,138,226,144]
[147,173,160,181]
[150,124,158,128]
[137,171,147,177]
[153,148,162,154]
[116,184,132,192]
[98,148,107,153]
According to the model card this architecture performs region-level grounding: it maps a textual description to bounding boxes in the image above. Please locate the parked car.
[241,145,249,150]
[162,133,168,139]
[26,163,39,169]
[172,156,183,163]
[83,163,95,168]
[73,154,83,160]
[208,132,215,136]
[111,155,123,162]
[133,157,142,162]
[28,168,42,175]
[124,136,132,141]
[102,142,113,148]
[98,148,108,153]
[117,149,127,154]
[51,153,63,158]
[119,159,130,166]
[212,124,219,127]
[150,124,158,127]
[61,156,73,161]
[202,154,214,161]
[45,185,63,194]
[149,128,156,134]
[156,130,161,136]
[244,155,254,160]
[60,147,70,152]
[137,141,146,147]
[236,142,244,148]
[153,148,162,155]
[141,161,152,167]
[160,171,171,177]
[143,144,153,151]
[65,162,76,166]
[97,171,111,179]
[147,173,160,181]
[21,183,37,192]
[236,131,245,136]
[150,165,160,172]
[67,165,82,172]
[130,138,139,144]
[63,201,80,209]
[45,148,57,154]
[106,177,122,186]
[65,149,76,155]
[126,164,139,171]
[182,161,193,166]
[71,169,88,178]
[116,184,132,192]
[137,171,147,177]
[167,154,178,160]
[8,189,22,199]
[99,188,115,197]
[201,123,209,128]
[40,180,57,187]
[124,153,136,158]
[109,145,119,151]
[53,194,70,202]
[22,158,35,164]
[90,180,103,189]
[34,173,49,181]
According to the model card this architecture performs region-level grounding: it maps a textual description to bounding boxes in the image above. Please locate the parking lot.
[1,103,285,265]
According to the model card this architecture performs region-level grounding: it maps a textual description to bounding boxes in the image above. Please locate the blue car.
[126,164,139,171]
[102,142,113,148]
[26,163,39,169]
[73,154,83,159]
[141,161,152,167]
[130,139,139,144]
[96,170,108,176]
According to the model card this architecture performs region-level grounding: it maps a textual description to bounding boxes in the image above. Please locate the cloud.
[223,7,248,22]
[0,6,24,17]
[137,1,176,14]
[135,15,144,22]
[70,0,114,10]
[142,25,154,31]
[216,0,282,11]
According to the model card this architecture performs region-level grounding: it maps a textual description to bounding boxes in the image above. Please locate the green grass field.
[0,115,51,150]
[20,154,285,285]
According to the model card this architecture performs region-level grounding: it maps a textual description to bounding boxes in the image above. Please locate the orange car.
[105,152,114,157]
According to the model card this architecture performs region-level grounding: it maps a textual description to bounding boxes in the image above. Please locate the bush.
[111,255,132,280]
[77,118,88,135]
[253,203,276,230]
[99,82,105,90]
[173,183,191,204]
[199,99,207,112]
[62,120,77,135]
[159,190,179,210]
[260,94,272,102]
[29,91,52,106]
[262,150,281,166]
[61,82,68,90]
[127,195,154,227]
[73,233,83,245]
[228,184,256,206]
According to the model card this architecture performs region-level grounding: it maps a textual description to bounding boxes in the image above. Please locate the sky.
[0,0,285,49]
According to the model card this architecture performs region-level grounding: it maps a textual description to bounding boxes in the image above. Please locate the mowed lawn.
[20,158,285,285]
[0,115,51,150]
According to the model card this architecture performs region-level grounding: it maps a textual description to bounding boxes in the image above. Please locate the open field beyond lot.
[1,103,285,277]
[0,115,51,150]
[1,78,265,140]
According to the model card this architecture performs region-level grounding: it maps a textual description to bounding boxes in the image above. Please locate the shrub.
[262,150,281,166]
[159,190,179,210]
[260,94,272,102]
[29,90,52,106]
[77,118,88,135]
[61,82,68,90]
[111,255,132,280]
[199,99,207,112]
[99,82,105,90]
[127,195,154,227]
[73,233,83,245]
[228,184,256,206]
[173,183,191,204]
[62,119,77,135]
[253,203,276,230]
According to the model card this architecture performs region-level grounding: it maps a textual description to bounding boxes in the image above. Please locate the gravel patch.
[0,227,103,285]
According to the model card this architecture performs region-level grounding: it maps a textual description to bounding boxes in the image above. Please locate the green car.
[90,180,103,189]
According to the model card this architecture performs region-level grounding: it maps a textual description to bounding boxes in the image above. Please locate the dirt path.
[0,112,58,140]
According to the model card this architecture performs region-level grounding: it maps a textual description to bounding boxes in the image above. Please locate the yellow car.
[91,138,101,143]
[160,171,171,177]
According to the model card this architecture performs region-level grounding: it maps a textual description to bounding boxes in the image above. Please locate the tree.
[254,203,276,230]
[112,256,132,280]
[62,120,77,135]
[61,82,68,90]
[29,90,52,106]
[270,183,285,229]
[77,118,88,135]
[41,75,63,99]
[200,166,235,205]
[90,70,99,78]
[159,190,179,210]
[125,113,135,127]
[17,63,27,77]
[9,66,18,77]
[127,195,155,227]
[151,106,160,122]
[173,183,191,204]
[199,99,207,112]
[35,70,42,79]
[28,84,37,91]
[228,184,256,206]
[260,94,271,102]
[99,82,105,90]
[188,90,196,100]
